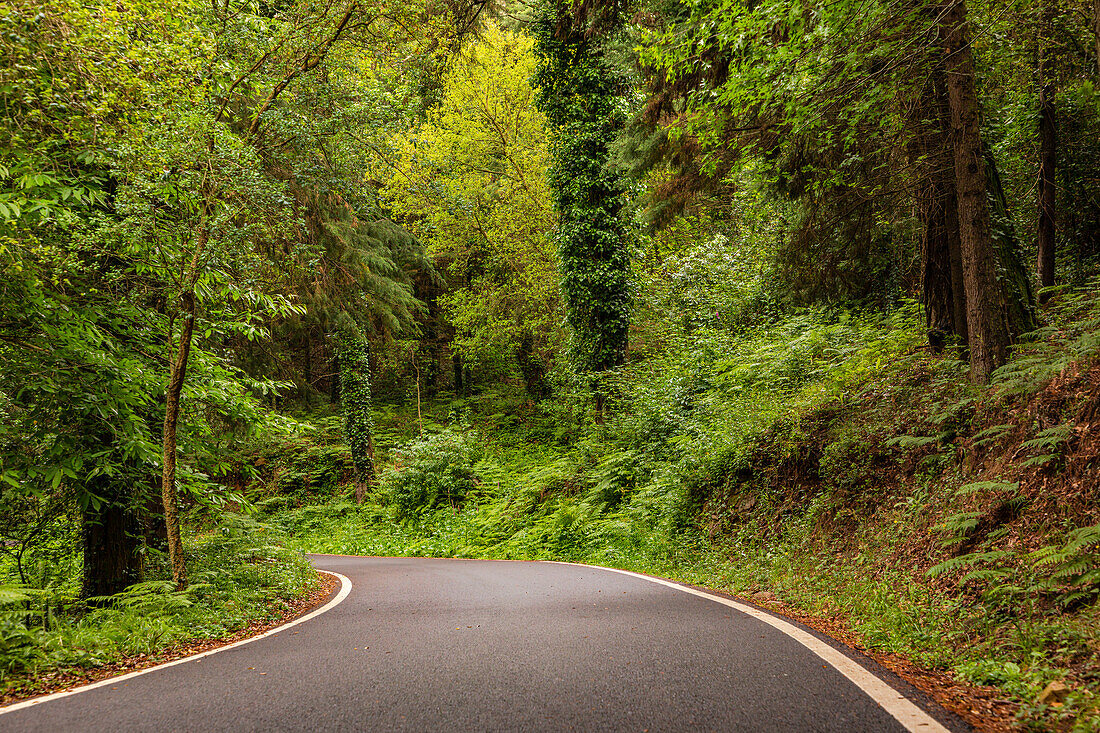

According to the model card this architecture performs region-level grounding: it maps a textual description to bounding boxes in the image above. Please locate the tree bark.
[941,0,1012,381]
[82,479,142,599]
[452,353,463,394]
[1037,0,1057,299]
[985,147,1038,335]
[1094,0,1100,77]
[916,63,968,352]
[162,289,196,589]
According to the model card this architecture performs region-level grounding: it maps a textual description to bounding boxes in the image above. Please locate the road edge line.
[0,569,353,715]
[550,561,951,733]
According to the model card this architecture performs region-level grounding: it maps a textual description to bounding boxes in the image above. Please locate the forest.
[1,0,1099,727]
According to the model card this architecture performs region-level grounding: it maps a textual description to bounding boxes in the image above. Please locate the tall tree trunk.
[984,148,1038,336]
[1094,0,1100,77]
[333,329,375,503]
[162,289,195,589]
[915,63,968,351]
[1037,0,1058,299]
[82,476,142,598]
[941,0,1012,381]
[947,197,968,349]
[160,140,214,589]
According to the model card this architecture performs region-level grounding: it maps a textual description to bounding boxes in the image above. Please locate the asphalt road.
[1,556,965,732]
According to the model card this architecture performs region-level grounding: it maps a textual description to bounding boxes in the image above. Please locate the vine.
[532,1,631,411]
[331,328,375,500]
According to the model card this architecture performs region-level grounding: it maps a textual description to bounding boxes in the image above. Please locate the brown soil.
[0,571,340,707]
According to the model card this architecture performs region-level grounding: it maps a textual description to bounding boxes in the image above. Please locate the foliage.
[0,515,316,692]
[380,429,484,519]
[533,1,632,386]
[384,24,560,386]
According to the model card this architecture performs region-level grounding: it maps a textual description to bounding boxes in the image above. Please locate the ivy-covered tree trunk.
[533,0,630,418]
[332,329,375,502]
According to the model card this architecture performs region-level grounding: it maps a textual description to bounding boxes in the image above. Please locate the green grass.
[0,514,318,698]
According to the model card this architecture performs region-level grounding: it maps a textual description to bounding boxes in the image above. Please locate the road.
[0,556,964,732]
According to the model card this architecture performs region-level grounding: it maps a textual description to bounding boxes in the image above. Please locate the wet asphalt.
[0,556,965,732]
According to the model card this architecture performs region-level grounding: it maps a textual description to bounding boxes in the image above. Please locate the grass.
[0,514,318,699]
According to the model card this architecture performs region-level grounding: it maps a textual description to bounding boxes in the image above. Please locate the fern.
[885,435,939,449]
[0,585,32,605]
[955,481,1018,496]
[1020,423,1072,453]
[933,511,983,548]
[928,549,1009,577]
[971,424,1011,448]
[1029,526,1100,598]
[1019,454,1060,468]
[88,580,212,615]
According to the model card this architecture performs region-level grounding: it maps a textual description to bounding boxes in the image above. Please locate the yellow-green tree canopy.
[383,23,560,384]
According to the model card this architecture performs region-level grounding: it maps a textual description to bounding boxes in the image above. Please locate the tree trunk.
[333,329,375,503]
[82,484,142,598]
[916,63,968,352]
[1037,0,1057,299]
[947,196,969,350]
[452,353,463,394]
[162,290,195,589]
[1094,0,1100,77]
[941,0,1012,381]
[143,475,169,552]
[516,330,551,399]
[983,148,1038,338]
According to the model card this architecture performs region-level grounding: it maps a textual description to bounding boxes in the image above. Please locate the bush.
[381,430,484,519]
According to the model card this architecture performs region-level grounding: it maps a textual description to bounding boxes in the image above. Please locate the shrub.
[381,430,483,519]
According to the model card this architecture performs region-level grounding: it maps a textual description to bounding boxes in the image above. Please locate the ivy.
[331,329,375,491]
[532,1,631,392]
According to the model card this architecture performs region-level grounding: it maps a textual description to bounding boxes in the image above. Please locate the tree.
[1036,0,1058,299]
[940,0,1013,380]
[385,23,560,397]
[533,0,632,414]
[331,329,375,501]
[634,0,1037,379]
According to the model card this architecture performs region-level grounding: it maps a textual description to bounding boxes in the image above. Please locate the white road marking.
[551,561,951,733]
[0,570,352,714]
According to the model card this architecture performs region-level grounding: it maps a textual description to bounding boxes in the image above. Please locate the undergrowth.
[0,514,317,698]
[257,282,1100,731]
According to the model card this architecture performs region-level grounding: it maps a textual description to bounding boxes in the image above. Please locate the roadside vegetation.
[2,0,1099,728]
[255,277,1100,730]
[0,516,316,700]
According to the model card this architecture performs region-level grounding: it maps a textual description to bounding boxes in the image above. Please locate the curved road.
[1,556,965,732]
